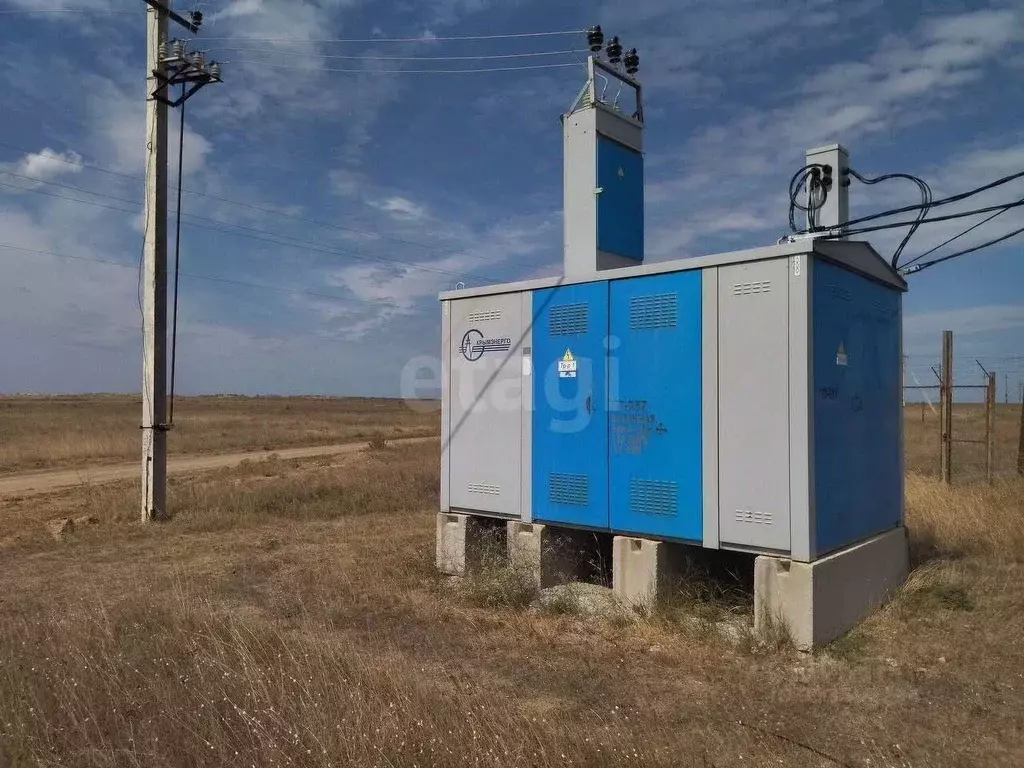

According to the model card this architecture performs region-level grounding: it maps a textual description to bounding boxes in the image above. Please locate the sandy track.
[0,436,439,499]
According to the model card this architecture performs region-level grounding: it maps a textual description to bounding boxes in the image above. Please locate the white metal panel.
[805,144,850,234]
[519,291,533,523]
[449,293,525,517]
[788,255,814,562]
[440,300,451,512]
[701,267,720,549]
[563,109,599,277]
[718,259,791,553]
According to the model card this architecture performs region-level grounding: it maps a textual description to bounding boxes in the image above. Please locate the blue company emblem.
[459,329,512,362]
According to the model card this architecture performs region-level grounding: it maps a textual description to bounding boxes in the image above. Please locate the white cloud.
[639,5,1024,258]
[13,148,83,181]
[372,196,429,221]
[4,0,113,11]
[313,212,556,340]
[329,167,366,198]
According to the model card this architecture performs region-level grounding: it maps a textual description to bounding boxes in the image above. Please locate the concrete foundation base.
[754,527,909,651]
[435,512,494,576]
[507,522,593,589]
[612,536,685,609]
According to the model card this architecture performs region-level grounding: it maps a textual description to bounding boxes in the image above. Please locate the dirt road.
[0,436,439,499]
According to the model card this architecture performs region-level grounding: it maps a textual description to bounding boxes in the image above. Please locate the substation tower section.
[436,27,908,651]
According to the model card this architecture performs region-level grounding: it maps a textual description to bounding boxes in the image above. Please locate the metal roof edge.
[437,237,906,301]
[812,240,908,292]
[438,239,813,301]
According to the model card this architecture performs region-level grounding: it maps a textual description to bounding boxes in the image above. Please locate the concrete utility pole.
[140,0,221,522]
[141,1,169,522]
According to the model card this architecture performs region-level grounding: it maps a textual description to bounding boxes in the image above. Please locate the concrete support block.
[754,527,909,650]
[507,521,588,589]
[612,536,683,609]
[435,513,493,576]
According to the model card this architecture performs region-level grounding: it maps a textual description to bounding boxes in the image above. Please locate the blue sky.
[1,0,1023,398]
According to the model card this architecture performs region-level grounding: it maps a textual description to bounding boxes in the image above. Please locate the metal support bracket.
[142,0,200,33]
[150,66,220,107]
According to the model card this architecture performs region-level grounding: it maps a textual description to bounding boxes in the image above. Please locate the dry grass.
[0,405,1022,766]
[906,473,1024,562]
[904,402,1022,482]
[0,395,439,473]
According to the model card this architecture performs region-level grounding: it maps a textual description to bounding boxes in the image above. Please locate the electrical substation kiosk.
[438,44,909,649]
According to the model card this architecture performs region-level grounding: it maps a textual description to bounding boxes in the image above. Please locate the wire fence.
[903,340,1024,484]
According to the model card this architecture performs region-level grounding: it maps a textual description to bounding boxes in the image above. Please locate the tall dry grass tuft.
[0,593,662,768]
[905,473,1024,562]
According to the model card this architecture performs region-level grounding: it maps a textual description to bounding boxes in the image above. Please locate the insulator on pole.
[172,39,186,60]
[209,61,222,81]
[606,36,622,65]
[624,48,639,75]
[586,25,604,53]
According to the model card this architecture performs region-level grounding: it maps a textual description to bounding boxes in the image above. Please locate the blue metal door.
[532,282,609,529]
[608,272,703,541]
[597,137,644,262]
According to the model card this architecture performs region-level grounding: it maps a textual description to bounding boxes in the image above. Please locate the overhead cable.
[0,140,551,267]
[902,224,1024,275]
[0,242,388,310]
[899,204,1014,271]
[843,168,1024,229]
[846,168,932,268]
[214,47,578,61]
[199,30,585,43]
[228,59,582,74]
[0,171,503,280]
[817,197,1024,239]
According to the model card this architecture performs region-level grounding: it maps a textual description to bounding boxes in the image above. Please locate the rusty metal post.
[1018,384,1024,477]
[940,331,953,485]
[986,372,995,484]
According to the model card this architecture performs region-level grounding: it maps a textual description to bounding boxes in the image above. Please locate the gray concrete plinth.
[507,521,591,589]
[612,536,684,609]
[754,527,909,650]
[435,512,494,575]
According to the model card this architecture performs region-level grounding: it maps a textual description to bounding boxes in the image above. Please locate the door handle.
[585,395,592,414]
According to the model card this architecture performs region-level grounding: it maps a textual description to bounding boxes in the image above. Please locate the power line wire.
[0,178,139,215]
[846,168,932,269]
[199,30,585,43]
[0,242,391,310]
[169,91,187,426]
[902,223,1024,274]
[0,8,127,12]
[900,204,1014,270]
[818,197,1024,239]
[228,59,582,74]
[0,140,141,181]
[214,47,578,61]
[842,168,1024,229]
[0,170,508,280]
[0,139,552,267]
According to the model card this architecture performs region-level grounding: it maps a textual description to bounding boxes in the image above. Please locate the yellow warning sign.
[558,348,577,378]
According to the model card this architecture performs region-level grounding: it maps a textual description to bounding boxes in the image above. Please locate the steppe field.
[1,395,1023,767]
